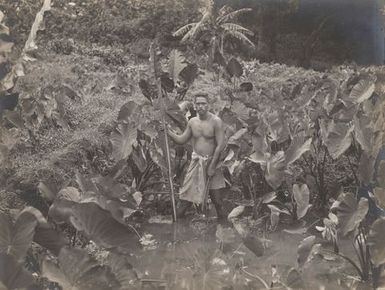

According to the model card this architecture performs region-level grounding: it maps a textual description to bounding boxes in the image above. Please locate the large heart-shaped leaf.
[231,101,250,121]
[285,135,312,165]
[213,49,226,67]
[69,203,137,252]
[160,73,174,93]
[242,234,264,257]
[130,145,147,173]
[48,199,76,224]
[262,191,277,204]
[286,268,304,289]
[0,253,35,290]
[297,235,316,267]
[168,49,187,82]
[117,101,139,122]
[226,58,243,78]
[265,151,286,189]
[179,63,198,86]
[110,123,137,161]
[104,252,139,289]
[373,187,385,209]
[293,184,311,219]
[358,152,375,185]
[367,217,385,267]
[320,119,353,159]
[353,115,372,153]
[349,78,375,104]
[42,247,120,290]
[227,205,245,220]
[268,204,290,229]
[335,193,368,236]
[37,181,57,201]
[165,102,187,129]
[18,207,68,256]
[139,79,156,102]
[0,211,37,261]
[377,160,385,188]
[34,225,68,257]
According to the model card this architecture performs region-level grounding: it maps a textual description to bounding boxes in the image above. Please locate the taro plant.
[315,192,385,288]
[267,183,312,229]
[0,206,140,290]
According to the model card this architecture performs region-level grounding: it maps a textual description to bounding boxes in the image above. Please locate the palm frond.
[218,5,233,17]
[225,30,255,48]
[216,8,252,25]
[221,22,254,36]
[185,11,211,42]
[173,23,198,37]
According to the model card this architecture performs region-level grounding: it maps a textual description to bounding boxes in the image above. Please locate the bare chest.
[191,121,215,138]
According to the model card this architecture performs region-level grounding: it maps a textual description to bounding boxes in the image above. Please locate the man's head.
[194,93,209,117]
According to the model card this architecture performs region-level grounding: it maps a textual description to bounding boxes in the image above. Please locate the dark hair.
[193,93,209,102]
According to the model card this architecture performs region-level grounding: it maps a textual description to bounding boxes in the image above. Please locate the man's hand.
[157,122,171,134]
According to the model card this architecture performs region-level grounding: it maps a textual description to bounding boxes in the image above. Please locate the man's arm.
[207,118,225,176]
[167,121,192,145]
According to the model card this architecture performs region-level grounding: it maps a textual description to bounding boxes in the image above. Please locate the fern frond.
[173,22,197,37]
[225,30,255,48]
[221,23,253,36]
[216,8,252,25]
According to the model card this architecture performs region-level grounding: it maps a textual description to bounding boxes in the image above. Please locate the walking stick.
[161,102,177,222]
[150,43,177,222]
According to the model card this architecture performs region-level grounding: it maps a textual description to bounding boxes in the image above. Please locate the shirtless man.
[167,93,227,220]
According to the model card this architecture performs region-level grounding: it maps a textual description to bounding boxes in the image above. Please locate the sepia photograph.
[0,0,385,289]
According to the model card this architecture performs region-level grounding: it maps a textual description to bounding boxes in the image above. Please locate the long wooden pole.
[159,83,177,222]
[150,42,177,222]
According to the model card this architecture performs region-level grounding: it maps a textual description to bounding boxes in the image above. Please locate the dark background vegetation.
[1,0,384,69]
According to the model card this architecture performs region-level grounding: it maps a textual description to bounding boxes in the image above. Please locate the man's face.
[195,96,209,116]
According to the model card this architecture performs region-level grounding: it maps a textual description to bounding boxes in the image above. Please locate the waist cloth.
[179,151,226,204]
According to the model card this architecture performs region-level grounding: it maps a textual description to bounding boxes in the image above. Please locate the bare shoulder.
[210,113,223,126]
[188,117,199,124]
